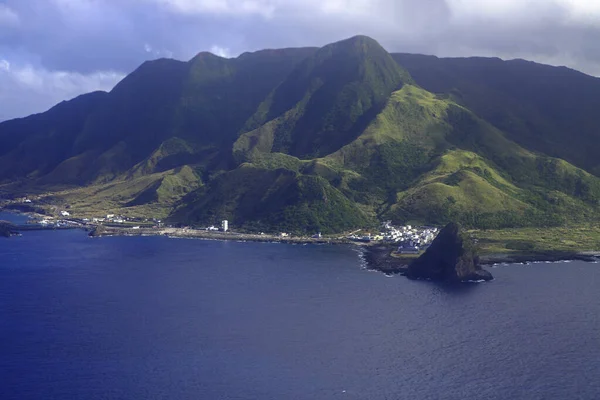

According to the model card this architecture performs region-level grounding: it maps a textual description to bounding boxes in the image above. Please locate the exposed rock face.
[88,225,107,237]
[407,222,493,282]
[0,221,18,238]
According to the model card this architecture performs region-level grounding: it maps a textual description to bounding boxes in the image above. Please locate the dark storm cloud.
[2,0,600,121]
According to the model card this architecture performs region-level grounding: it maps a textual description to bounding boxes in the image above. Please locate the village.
[8,196,440,249]
[346,221,439,253]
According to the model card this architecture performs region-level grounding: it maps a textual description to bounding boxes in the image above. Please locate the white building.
[221,220,229,232]
[60,211,70,217]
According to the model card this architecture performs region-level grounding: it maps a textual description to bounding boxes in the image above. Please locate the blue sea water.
[1,220,599,399]
[0,211,29,224]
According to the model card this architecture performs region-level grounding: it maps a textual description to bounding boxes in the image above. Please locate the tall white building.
[221,220,228,232]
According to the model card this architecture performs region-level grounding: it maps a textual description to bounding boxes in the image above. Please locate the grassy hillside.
[40,166,202,219]
[236,36,411,159]
[0,48,316,186]
[320,85,600,228]
[0,92,108,183]
[170,164,374,233]
[3,37,600,233]
[392,53,600,174]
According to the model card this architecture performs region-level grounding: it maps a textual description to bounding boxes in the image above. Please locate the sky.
[1,0,600,121]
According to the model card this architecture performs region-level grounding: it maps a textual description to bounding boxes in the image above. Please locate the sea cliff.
[407,223,493,282]
[0,221,18,238]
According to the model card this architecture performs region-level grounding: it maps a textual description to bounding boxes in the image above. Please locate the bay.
[1,230,599,399]
[0,211,29,224]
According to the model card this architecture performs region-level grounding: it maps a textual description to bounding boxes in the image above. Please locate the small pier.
[14,224,82,231]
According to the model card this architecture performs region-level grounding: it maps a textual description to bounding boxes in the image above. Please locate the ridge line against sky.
[1,0,600,121]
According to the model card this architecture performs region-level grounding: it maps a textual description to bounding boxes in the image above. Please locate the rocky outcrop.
[363,245,410,275]
[0,221,18,238]
[407,222,493,282]
[88,225,108,237]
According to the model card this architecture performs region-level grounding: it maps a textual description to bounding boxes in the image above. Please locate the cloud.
[5,0,600,75]
[210,45,232,58]
[156,0,276,17]
[0,4,19,27]
[0,60,123,121]
[153,0,373,18]
[3,0,600,121]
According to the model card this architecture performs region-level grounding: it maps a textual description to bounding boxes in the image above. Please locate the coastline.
[479,251,600,265]
[87,225,363,246]
[361,244,600,275]
[4,209,600,267]
[361,245,410,275]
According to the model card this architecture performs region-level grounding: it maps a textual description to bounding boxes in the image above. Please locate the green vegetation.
[2,36,600,234]
[170,164,374,234]
[237,35,410,158]
[393,53,600,173]
[40,166,201,220]
[471,226,600,255]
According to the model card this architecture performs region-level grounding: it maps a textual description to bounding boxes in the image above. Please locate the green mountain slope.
[236,36,411,159]
[392,53,600,173]
[2,36,600,232]
[322,84,600,228]
[0,92,108,183]
[0,47,317,186]
[170,164,373,233]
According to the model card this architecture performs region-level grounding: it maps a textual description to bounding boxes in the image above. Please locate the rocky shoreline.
[480,252,600,265]
[0,221,18,237]
[362,245,600,276]
[362,245,410,275]
[6,209,600,268]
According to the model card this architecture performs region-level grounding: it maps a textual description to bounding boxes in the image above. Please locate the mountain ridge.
[2,36,600,233]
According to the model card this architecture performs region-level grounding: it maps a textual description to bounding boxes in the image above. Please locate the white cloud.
[317,0,371,16]
[446,0,600,24]
[4,0,600,122]
[210,45,231,58]
[0,4,19,27]
[157,0,276,17]
[0,61,124,121]
[152,0,372,18]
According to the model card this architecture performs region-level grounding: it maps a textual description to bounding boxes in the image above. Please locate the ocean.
[1,214,599,399]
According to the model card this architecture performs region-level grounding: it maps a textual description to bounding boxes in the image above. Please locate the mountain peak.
[238,34,411,158]
[338,34,381,46]
[189,51,225,62]
[319,35,386,57]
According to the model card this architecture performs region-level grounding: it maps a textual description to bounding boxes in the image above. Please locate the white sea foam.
[352,247,368,269]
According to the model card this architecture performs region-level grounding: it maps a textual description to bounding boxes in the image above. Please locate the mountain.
[1,47,317,186]
[237,36,411,159]
[0,91,108,182]
[1,36,600,233]
[392,54,600,174]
